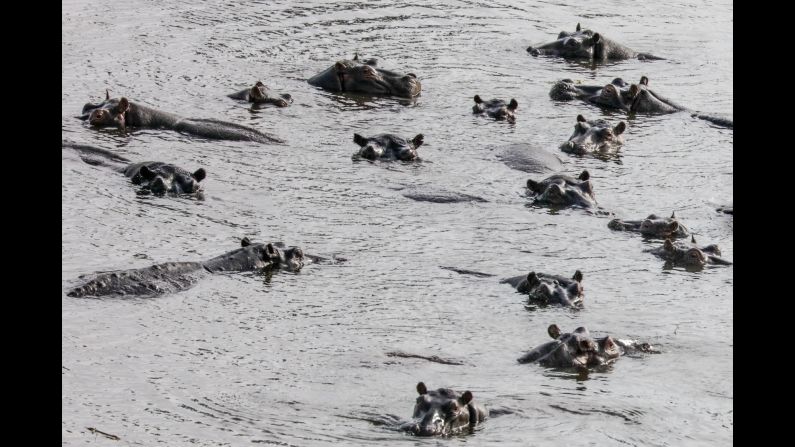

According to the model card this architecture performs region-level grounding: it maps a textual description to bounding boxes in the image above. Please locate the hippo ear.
[353,52,359,61]
[639,76,649,86]
[629,84,640,98]
[592,33,601,44]
[241,237,252,247]
[573,270,583,282]
[526,272,540,287]
[335,62,345,72]
[664,239,674,251]
[255,81,264,87]
[412,134,424,148]
[193,168,206,182]
[670,211,677,219]
[118,97,130,114]
[473,95,483,104]
[576,22,581,32]
[353,133,367,147]
[576,114,587,123]
[139,165,156,180]
[578,170,590,181]
[548,324,561,339]
[691,235,697,244]
[508,99,518,111]
[460,391,473,406]
[614,121,626,135]
[526,179,539,192]
[105,89,110,100]
[417,382,427,395]
[669,221,679,232]
[266,243,277,256]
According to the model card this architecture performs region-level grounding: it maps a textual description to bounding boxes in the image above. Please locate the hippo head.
[240,238,306,272]
[405,382,475,436]
[81,91,129,130]
[248,81,292,107]
[527,170,596,208]
[473,96,518,123]
[353,133,423,161]
[310,55,421,97]
[639,212,681,237]
[523,270,584,307]
[561,115,626,154]
[591,78,634,111]
[663,238,707,267]
[590,335,622,366]
[136,165,206,195]
[540,325,599,368]
[527,23,603,59]
[626,76,679,113]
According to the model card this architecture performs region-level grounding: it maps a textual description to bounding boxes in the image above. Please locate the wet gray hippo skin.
[353,133,423,161]
[717,205,733,215]
[398,382,487,437]
[80,91,285,143]
[561,115,626,155]
[608,212,690,239]
[67,238,306,298]
[63,141,206,195]
[646,236,732,268]
[527,23,663,61]
[517,324,655,368]
[472,96,518,123]
[550,76,733,128]
[501,270,584,307]
[497,144,564,174]
[526,170,596,209]
[228,81,293,107]
[308,54,421,98]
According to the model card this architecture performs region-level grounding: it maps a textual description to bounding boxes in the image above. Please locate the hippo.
[63,141,206,196]
[646,236,732,268]
[308,54,421,98]
[608,212,690,238]
[550,76,733,128]
[228,81,293,107]
[67,238,311,298]
[526,170,596,209]
[353,133,423,161]
[561,115,626,155]
[517,324,655,368]
[527,23,663,61]
[717,205,733,215]
[501,270,584,307]
[80,90,284,143]
[472,96,518,123]
[397,382,487,437]
[496,144,564,174]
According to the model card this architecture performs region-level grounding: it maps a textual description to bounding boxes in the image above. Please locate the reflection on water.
[63,0,732,445]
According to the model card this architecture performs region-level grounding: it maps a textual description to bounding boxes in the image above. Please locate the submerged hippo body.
[646,236,732,268]
[518,324,655,368]
[608,212,689,238]
[63,141,206,196]
[561,115,626,155]
[80,91,284,143]
[501,270,584,307]
[353,133,423,161]
[527,23,663,61]
[550,76,732,128]
[308,54,421,98]
[398,382,487,437]
[67,239,307,298]
[228,81,293,107]
[472,96,518,123]
[497,144,564,174]
[526,170,596,209]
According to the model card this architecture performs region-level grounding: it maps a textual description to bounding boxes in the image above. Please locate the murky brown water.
[62,0,732,445]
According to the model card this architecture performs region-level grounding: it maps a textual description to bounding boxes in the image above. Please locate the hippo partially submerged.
[308,54,421,98]
[67,238,312,298]
[561,115,626,155]
[228,81,293,107]
[63,141,206,196]
[80,91,284,143]
[646,236,732,268]
[550,76,732,128]
[472,96,518,123]
[527,23,663,61]
[526,170,596,209]
[501,270,584,307]
[353,133,423,161]
[608,212,690,238]
[397,382,487,437]
[517,324,655,368]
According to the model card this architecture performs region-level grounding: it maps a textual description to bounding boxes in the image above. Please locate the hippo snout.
[527,46,540,56]
[361,146,378,159]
